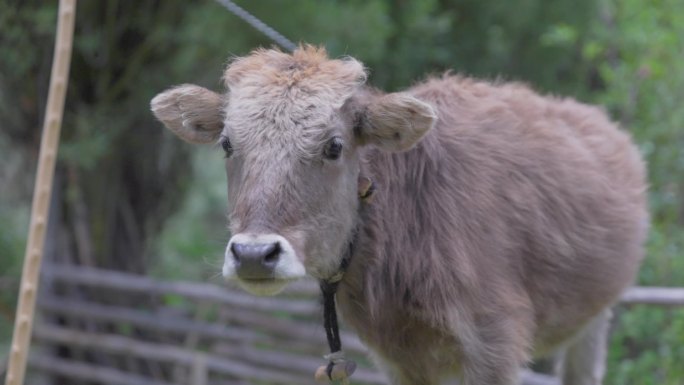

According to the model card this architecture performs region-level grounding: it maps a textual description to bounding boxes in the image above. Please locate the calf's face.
[151,49,436,295]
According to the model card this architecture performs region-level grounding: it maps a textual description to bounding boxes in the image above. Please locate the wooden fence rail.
[20,263,684,385]
[43,264,319,315]
[33,324,386,385]
[620,286,684,306]
[44,264,684,306]
[37,295,367,356]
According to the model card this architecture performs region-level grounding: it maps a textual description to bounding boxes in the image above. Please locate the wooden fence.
[13,264,684,385]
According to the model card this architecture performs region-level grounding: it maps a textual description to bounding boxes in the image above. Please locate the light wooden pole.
[4,1,77,384]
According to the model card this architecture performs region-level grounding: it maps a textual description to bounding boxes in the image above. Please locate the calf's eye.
[324,137,343,160]
[220,136,233,158]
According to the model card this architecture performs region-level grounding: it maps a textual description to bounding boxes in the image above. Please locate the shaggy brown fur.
[339,76,648,384]
[151,46,648,385]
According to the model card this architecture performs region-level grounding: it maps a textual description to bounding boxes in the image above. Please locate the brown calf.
[151,46,648,385]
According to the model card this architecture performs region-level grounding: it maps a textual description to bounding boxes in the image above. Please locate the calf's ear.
[150,84,224,144]
[358,92,437,152]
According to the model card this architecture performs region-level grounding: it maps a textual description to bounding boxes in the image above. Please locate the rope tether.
[214,0,298,52]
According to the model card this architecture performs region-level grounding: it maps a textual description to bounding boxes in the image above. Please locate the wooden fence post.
[4,1,77,384]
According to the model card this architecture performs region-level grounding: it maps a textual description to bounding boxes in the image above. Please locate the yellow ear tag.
[358,176,375,202]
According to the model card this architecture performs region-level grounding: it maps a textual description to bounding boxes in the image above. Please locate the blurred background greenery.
[1,0,683,383]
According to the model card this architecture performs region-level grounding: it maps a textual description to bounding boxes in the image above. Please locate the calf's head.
[151,47,436,295]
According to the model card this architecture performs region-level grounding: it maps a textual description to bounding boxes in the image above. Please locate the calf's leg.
[370,352,439,385]
[458,313,532,385]
[560,308,612,385]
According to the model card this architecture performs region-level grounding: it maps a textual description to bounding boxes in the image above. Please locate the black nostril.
[230,243,241,263]
[263,242,281,265]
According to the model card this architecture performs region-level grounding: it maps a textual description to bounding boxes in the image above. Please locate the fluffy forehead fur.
[222,46,367,157]
[223,45,366,91]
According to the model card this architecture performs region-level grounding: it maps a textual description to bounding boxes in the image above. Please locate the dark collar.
[316,176,373,381]
[318,234,356,381]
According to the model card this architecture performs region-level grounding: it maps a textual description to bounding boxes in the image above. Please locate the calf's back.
[338,75,648,376]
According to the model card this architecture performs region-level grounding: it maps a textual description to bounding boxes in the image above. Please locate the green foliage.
[152,151,229,282]
[0,204,26,356]
[610,307,684,384]
[577,0,684,382]
[0,135,30,355]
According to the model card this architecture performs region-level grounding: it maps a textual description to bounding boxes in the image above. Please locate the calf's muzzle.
[231,241,281,279]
